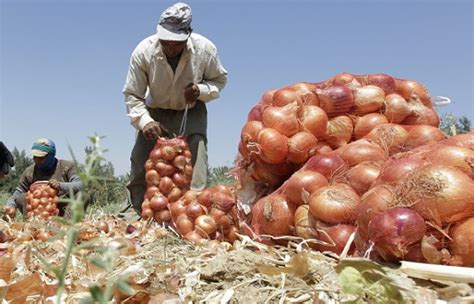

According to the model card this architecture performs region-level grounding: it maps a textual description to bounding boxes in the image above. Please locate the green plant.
[207,165,235,187]
[440,113,472,136]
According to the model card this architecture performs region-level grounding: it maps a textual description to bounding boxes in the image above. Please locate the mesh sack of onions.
[26,181,59,220]
[355,134,474,266]
[236,73,440,207]
[140,137,193,223]
[169,185,240,245]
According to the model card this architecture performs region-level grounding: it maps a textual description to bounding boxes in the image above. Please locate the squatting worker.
[122,2,228,214]
[4,139,83,217]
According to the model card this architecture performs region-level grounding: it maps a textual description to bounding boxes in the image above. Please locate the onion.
[225,226,240,243]
[402,101,440,127]
[421,145,474,178]
[400,165,474,225]
[317,85,355,117]
[316,223,357,255]
[241,120,264,143]
[324,115,354,149]
[450,217,474,266]
[346,162,381,195]
[314,141,332,154]
[251,164,284,186]
[441,132,474,150]
[287,131,318,164]
[154,209,171,224]
[308,183,360,224]
[304,152,348,181]
[286,82,319,106]
[167,187,182,203]
[251,194,296,236]
[396,79,432,108]
[332,72,361,89]
[377,156,425,184]
[367,73,396,94]
[257,128,288,164]
[294,205,319,240]
[197,188,215,208]
[144,160,155,171]
[172,155,187,171]
[169,200,187,219]
[354,113,388,139]
[195,214,218,237]
[339,140,387,167]
[160,145,177,161]
[176,214,194,235]
[353,85,385,115]
[145,186,159,200]
[145,169,160,186]
[355,184,396,243]
[213,190,235,212]
[403,125,447,150]
[186,201,206,219]
[299,105,328,138]
[247,103,265,121]
[383,94,410,123]
[368,207,426,262]
[182,190,199,205]
[159,176,174,195]
[184,230,204,245]
[172,172,189,189]
[283,170,329,205]
[184,164,193,178]
[271,89,302,107]
[141,208,154,220]
[366,123,409,155]
[261,102,300,137]
[149,194,169,211]
[149,148,162,162]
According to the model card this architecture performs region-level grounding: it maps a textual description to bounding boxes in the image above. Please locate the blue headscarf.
[32,139,58,171]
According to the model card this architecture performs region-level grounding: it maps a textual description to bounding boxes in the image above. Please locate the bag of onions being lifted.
[26,181,59,220]
[140,136,193,223]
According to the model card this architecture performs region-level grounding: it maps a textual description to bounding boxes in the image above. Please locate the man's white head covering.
[156,2,192,41]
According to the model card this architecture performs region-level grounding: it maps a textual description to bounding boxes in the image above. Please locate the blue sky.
[1,0,472,176]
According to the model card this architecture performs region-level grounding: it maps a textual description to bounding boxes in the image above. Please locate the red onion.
[317,85,355,117]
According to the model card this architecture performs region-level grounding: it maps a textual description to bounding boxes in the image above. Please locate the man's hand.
[143,121,169,141]
[4,206,16,218]
[184,83,200,104]
[48,179,60,190]
[0,141,14,178]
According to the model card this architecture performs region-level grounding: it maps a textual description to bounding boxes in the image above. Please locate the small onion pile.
[141,137,193,223]
[236,73,439,200]
[169,185,239,245]
[26,181,59,220]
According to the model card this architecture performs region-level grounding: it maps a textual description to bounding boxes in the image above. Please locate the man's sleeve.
[122,47,154,131]
[197,49,228,102]
[58,163,83,195]
[5,172,30,208]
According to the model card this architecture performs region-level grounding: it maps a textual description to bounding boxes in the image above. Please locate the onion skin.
[304,152,349,182]
[257,128,288,164]
[354,113,389,139]
[317,85,355,117]
[248,103,265,121]
[332,72,361,89]
[400,165,474,225]
[367,73,396,95]
[450,217,474,266]
[377,156,425,184]
[339,140,387,167]
[294,205,319,240]
[368,207,426,262]
[402,101,440,127]
[355,184,396,243]
[251,194,296,237]
[324,115,354,149]
[420,145,474,178]
[195,214,218,237]
[241,121,264,143]
[287,132,318,164]
[283,170,329,205]
[353,85,385,115]
[366,123,409,155]
[262,102,300,137]
[271,89,302,107]
[396,79,433,108]
[383,94,411,123]
[346,162,381,196]
[286,82,319,106]
[299,105,328,138]
[308,183,360,224]
[315,223,357,255]
[403,125,447,151]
